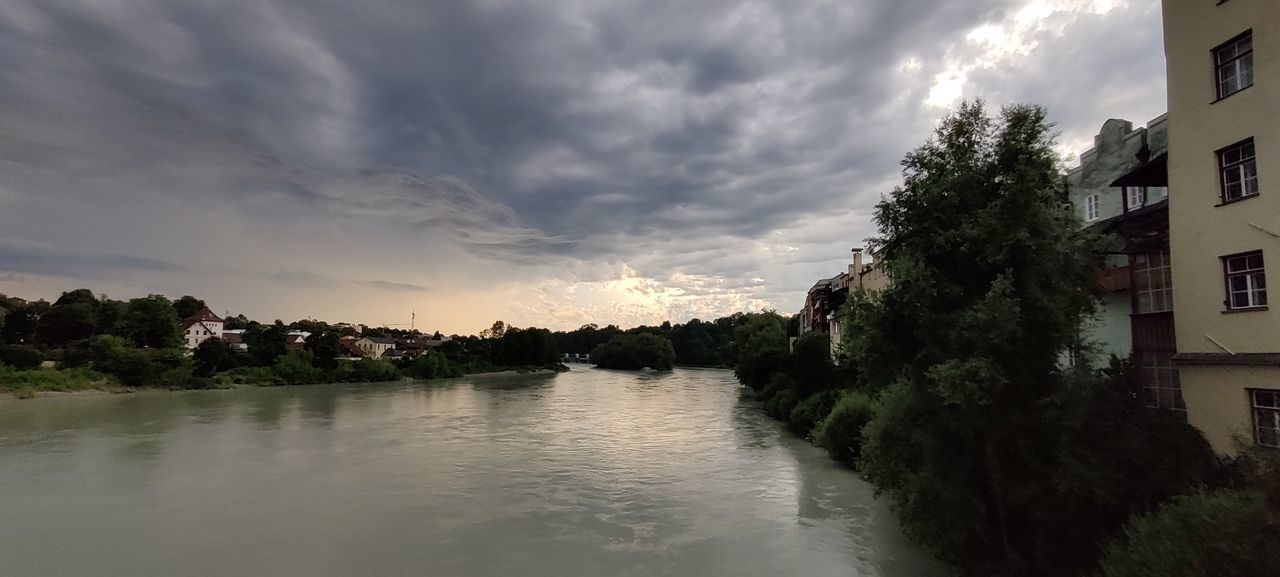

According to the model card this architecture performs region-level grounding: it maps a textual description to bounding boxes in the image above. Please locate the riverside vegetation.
[0,296,565,395]
[729,102,1280,577]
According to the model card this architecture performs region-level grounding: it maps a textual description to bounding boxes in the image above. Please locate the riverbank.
[1,367,564,400]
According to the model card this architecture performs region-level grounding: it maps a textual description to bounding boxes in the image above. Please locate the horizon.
[0,0,1170,334]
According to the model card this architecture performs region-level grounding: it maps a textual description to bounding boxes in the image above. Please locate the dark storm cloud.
[0,238,182,279]
[0,0,1169,319]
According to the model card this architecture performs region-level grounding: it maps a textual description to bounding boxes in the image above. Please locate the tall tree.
[172,295,207,320]
[36,289,100,346]
[857,102,1101,575]
[117,295,183,349]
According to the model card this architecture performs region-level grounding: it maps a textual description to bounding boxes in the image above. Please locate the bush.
[216,366,282,386]
[343,359,399,382]
[272,351,326,384]
[0,345,44,370]
[764,387,800,421]
[86,335,156,387]
[1098,488,1280,577]
[789,389,841,438]
[0,365,118,392]
[816,390,877,466]
[404,351,451,380]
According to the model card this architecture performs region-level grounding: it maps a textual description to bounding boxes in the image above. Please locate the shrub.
[346,359,399,382]
[216,366,281,386]
[789,389,841,438]
[764,387,800,421]
[272,351,326,384]
[86,335,156,387]
[404,351,451,380]
[816,390,877,466]
[1098,488,1280,577]
[0,345,44,370]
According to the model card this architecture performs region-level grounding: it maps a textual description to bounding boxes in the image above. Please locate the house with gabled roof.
[180,307,224,350]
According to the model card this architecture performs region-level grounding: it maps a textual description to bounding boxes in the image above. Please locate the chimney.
[850,247,863,277]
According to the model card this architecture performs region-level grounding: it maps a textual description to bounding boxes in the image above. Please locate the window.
[1133,250,1173,313]
[1223,251,1267,309]
[1252,390,1280,448]
[1147,186,1168,201]
[1126,187,1144,211]
[1139,352,1184,411]
[1085,194,1099,221]
[1218,139,1259,202]
[1215,32,1253,99]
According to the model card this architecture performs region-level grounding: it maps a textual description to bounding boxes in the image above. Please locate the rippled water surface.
[0,367,943,577]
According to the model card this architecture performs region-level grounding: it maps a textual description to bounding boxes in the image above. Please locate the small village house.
[180,307,224,350]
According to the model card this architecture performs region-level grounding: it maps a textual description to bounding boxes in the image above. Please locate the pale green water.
[0,367,943,577]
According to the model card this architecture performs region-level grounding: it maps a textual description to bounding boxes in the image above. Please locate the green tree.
[853,101,1174,576]
[732,312,789,391]
[86,335,155,387]
[305,331,341,370]
[172,295,206,320]
[590,333,675,370]
[192,338,239,377]
[35,289,100,346]
[117,294,182,349]
[244,322,288,366]
[0,344,44,370]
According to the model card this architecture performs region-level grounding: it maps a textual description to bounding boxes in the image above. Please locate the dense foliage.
[555,315,743,367]
[729,102,1228,577]
[1097,489,1278,577]
[590,333,676,370]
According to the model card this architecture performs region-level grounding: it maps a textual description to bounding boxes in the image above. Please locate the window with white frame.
[1126,187,1144,211]
[1218,139,1259,202]
[1139,351,1184,411]
[1133,250,1173,313]
[1215,31,1253,99]
[1224,251,1267,310]
[1251,389,1280,448]
[1085,194,1099,221]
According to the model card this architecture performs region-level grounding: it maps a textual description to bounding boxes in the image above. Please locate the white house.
[181,307,224,350]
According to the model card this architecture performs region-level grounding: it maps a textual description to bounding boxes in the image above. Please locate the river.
[0,367,943,577]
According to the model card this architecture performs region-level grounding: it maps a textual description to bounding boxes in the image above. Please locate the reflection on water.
[0,368,942,577]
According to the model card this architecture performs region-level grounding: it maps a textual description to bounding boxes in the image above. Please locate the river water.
[0,367,943,577]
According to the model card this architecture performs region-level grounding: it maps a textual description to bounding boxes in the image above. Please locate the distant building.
[1064,116,1173,396]
[355,336,397,359]
[180,307,224,350]
[338,340,366,360]
[799,247,890,360]
[221,330,248,352]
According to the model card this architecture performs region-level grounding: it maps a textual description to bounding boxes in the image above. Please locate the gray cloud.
[362,280,431,293]
[0,237,182,279]
[0,0,1170,328]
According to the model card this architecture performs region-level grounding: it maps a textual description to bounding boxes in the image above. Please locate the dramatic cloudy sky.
[0,0,1168,334]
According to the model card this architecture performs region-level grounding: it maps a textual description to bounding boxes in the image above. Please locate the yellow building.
[1164,0,1280,453]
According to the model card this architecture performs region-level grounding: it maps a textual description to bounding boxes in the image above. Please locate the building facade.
[1164,0,1280,453]
[180,307,224,350]
[1066,117,1170,365]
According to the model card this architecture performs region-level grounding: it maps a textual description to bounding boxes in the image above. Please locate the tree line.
[0,295,566,395]
[731,102,1278,577]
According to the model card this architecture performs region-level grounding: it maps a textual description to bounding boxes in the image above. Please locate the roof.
[1111,152,1169,187]
[362,336,398,345]
[221,332,244,344]
[183,307,223,323]
[339,341,366,357]
[382,349,407,358]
